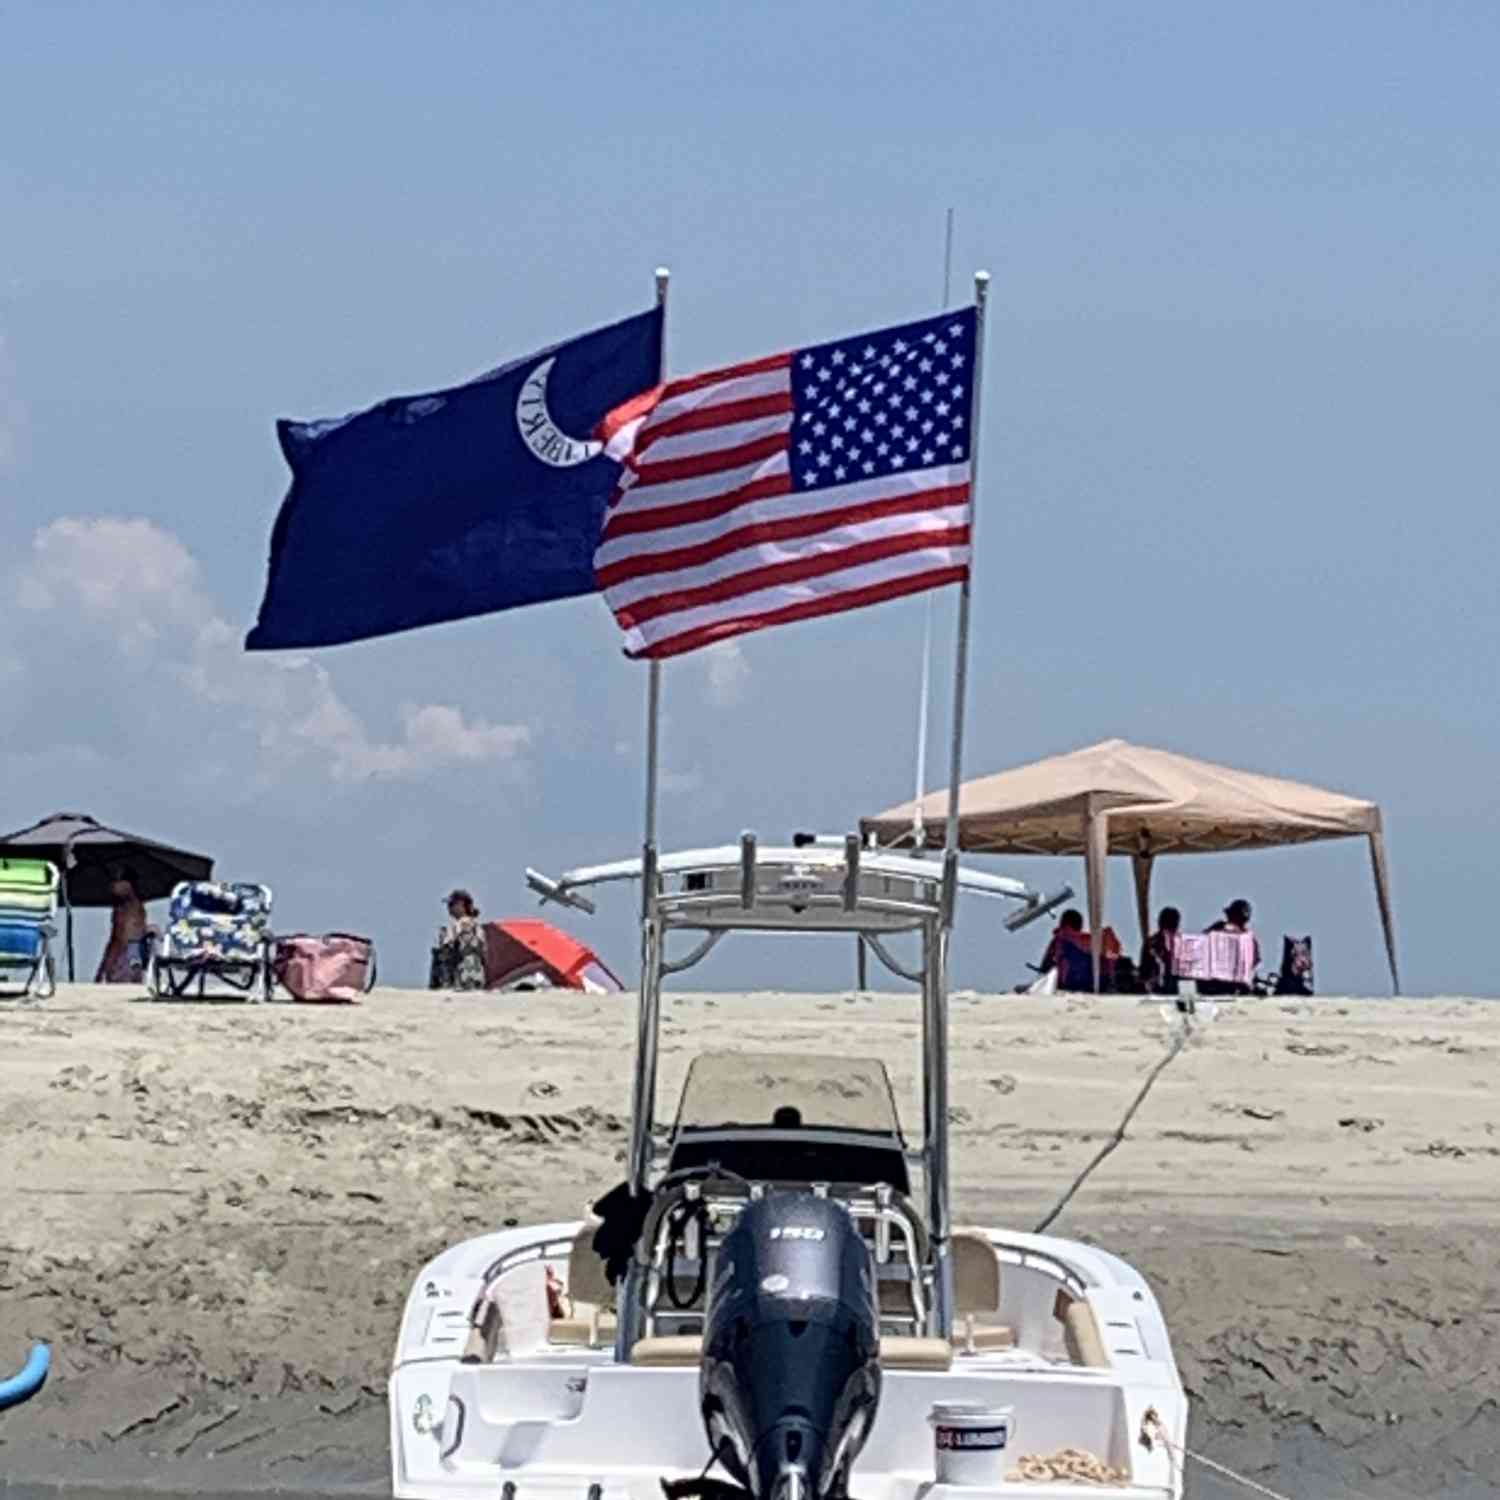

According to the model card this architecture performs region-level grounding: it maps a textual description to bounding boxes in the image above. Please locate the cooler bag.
[274,933,374,1002]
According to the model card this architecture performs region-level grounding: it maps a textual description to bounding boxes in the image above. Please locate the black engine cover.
[700,1194,881,1500]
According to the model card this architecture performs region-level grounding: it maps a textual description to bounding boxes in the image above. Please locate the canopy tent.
[0,813,214,980]
[862,739,1398,992]
[482,919,623,993]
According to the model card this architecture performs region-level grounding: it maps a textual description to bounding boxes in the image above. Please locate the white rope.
[1141,1407,1391,1500]
[1032,1027,1189,1234]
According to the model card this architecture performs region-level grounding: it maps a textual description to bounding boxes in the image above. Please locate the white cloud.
[3,516,532,784]
[703,639,750,707]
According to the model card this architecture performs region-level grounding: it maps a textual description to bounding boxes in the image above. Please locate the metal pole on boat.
[939,270,990,925]
[642,266,671,919]
[628,266,671,1198]
[924,915,953,1336]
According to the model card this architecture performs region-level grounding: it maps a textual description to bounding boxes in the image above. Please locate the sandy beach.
[1,985,1497,1498]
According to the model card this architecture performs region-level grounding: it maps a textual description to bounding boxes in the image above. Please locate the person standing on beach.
[95,866,149,984]
[432,888,488,991]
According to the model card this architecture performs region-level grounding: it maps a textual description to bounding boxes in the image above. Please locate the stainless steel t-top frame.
[526,839,1063,1339]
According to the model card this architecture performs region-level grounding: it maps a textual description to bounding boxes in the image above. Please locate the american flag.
[593,307,977,659]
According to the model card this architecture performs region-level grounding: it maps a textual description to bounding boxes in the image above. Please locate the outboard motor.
[700,1194,880,1500]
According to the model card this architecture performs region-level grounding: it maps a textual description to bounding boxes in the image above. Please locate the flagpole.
[642,266,670,915]
[629,265,670,1197]
[941,270,989,925]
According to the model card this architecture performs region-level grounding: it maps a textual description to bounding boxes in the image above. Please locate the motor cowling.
[700,1194,881,1500]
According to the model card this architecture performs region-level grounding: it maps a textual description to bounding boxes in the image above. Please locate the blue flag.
[246,307,663,650]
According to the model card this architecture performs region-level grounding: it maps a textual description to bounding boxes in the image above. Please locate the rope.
[1007,1447,1129,1484]
[1032,1027,1189,1234]
[1139,1407,1390,1500]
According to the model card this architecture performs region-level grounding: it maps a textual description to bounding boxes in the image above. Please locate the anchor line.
[1031,1026,1190,1234]
[1141,1408,1388,1500]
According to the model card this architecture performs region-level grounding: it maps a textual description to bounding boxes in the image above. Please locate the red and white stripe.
[593,354,970,659]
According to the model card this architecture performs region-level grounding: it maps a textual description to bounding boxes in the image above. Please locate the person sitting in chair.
[1201,898,1260,996]
[1040,909,1093,991]
[1140,906,1182,996]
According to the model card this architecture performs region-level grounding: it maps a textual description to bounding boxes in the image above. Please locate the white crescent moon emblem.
[515,357,603,468]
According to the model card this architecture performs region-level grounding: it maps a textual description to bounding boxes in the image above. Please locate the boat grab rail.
[478,1232,578,1291]
[655,889,943,927]
[640,1181,930,1336]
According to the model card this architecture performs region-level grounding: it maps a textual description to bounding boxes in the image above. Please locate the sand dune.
[1,986,1497,1496]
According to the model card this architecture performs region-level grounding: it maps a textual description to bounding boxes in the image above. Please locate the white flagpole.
[641,266,671,913]
[628,267,670,1197]
[940,269,989,925]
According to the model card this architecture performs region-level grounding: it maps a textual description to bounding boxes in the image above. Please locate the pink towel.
[1172,933,1256,984]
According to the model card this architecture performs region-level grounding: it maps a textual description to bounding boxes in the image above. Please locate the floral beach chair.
[148,880,273,1000]
[0,858,59,1000]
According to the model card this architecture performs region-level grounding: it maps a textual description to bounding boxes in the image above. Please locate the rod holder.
[1005,884,1075,933]
[739,831,757,909]
[525,868,596,916]
[842,832,861,912]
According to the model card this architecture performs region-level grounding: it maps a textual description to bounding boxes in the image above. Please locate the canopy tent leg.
[1131,852,1154,950]
[855,936,867,991]
[1085,807,1108,993]
[1368,828,1400,993]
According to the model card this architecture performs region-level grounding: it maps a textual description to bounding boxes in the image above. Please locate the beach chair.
[1271,935,1313,996]
[147,880,273,1000]
[0,858,59,1000]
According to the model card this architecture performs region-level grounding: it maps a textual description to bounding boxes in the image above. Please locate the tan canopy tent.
[862,738,1398,992]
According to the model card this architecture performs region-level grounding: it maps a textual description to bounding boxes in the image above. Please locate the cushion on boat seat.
[549,1310,618,1347]
[629,1334,954,1371]
[550,1222,617,1346]
[1055,1289,1110,1369]
[630,1335,703,1367]
[566,1223,615,1308]
[959,1325,1016,1353]
[951,1229,1012,1355]
[952,1230,1002,1310]
[878,1336,953,1371]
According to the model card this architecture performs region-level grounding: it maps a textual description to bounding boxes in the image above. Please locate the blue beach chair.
[146,880,273,1000]
[0,858,59,999]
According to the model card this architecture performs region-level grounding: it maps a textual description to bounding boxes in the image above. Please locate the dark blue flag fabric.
[246,307,663,650]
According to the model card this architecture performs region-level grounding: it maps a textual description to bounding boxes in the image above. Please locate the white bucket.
[928,1402,1016,1485]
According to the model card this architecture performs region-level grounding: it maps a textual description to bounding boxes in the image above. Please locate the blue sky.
[2,1,1496,993]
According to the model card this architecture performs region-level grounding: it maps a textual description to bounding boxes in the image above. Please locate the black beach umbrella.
[0,813,214,979]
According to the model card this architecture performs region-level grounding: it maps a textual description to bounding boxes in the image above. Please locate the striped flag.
[594,307,978,659]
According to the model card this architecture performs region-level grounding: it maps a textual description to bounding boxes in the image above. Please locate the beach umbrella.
[0,813,214,979]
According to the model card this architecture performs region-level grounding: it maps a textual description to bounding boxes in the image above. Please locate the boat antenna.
[908,208,954,853]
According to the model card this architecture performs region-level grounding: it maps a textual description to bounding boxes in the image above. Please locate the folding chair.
[147,880,273,1000]
[0,858,59,1000]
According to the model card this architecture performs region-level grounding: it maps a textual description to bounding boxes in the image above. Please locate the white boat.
[389,835,1188,1500]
